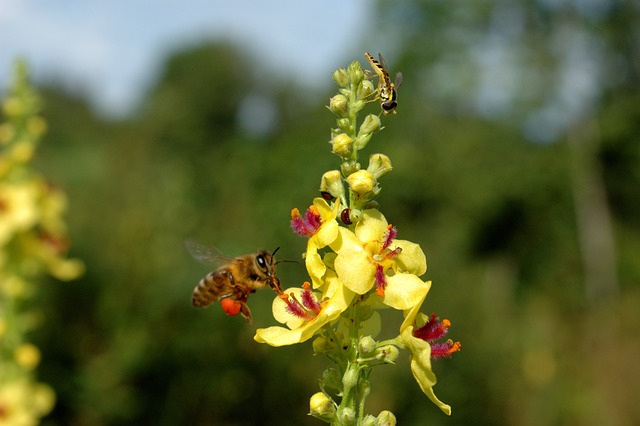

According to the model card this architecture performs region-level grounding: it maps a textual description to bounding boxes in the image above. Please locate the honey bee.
[364,52,403,115]
[185,240,284,323]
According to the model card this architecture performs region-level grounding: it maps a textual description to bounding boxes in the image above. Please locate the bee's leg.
[238,301,253,324]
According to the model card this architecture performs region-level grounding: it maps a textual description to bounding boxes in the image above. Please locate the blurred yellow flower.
[0,182,40,246]
[0,380,55,426]
[14,343,41,370]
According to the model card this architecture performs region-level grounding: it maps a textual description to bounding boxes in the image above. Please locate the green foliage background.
[4,2,639,425]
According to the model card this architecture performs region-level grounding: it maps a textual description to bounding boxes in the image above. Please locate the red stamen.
[413,313,450,342]
[375,264,386,297]
[282,285,322,321]
[430,340,461,359]
[290,206,323,237]
[381,225,397,251]
[301,282,322,314]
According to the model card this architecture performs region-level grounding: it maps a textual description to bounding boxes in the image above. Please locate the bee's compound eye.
[256,254,268,270]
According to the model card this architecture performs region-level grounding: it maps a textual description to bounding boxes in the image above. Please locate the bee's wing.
[184,239,232,265]
[394,72,403,90]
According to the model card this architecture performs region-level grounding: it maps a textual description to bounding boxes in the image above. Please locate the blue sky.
[0,0,370,116]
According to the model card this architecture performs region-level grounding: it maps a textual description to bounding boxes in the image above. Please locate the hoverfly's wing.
[184,239,232,265]
[378,53,389,71]
[377,53,392,86]
[394,72,403,90]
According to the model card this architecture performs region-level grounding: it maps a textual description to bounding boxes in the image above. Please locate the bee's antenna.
[272,246,281,256]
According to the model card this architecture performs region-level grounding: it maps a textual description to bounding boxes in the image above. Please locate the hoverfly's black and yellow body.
[364,52,403,115]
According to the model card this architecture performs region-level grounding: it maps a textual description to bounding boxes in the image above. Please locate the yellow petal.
[401,325,451,415]
[400,283,430,333]
[383,275,430,310]
[305,242,327,287]
[354,209,388,247]
[255,273,355,347]
[394,239,427,276]
[332,228,375,294]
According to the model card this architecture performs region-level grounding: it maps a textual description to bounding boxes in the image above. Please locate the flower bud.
[352,99,366,113]
[319,170,345,200]
[358,80,375,100]
[362,415,377,426]
[337,118,353,133]
[377,410,397,426]
[341,160,360,177]
[322,367,343,391]
[342,365,360,391]
[374,345,399,364]
[330,133,354,157]
[367,154,393,179]
[346,170,377,197]
[359,114,382,135]
[358,336,376,355]
[312,336,328,354]
[348,60,364,85]
[309,392,336,420]
[354,132,372,151]
[329,94,348,116]
[332,68,349,87]
[337,406,356,425]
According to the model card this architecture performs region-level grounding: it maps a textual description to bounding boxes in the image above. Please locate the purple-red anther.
[290,206,322,237]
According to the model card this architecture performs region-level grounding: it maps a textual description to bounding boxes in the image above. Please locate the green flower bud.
[329,94,349,116]
[346,170,377,196]
[331,133,353,157]
[341,160,361,177]
[309,392,336,420]
[376,410,397,426]
[332,68,349,87]
[367,153,393,179]
[374,345,399,364]
[337,118,353,133]
[322,367,343,391]
[359,336,376,355]
[360,114,382,135]
[352,99,366,113]
[312,336,328,354]
[354,132,372,151]
[348,60,364,85]
[319,170,345,200]
[337,406,356,425]
[358,80,375,100]
[362,415,377,426]
[342,365,360,391]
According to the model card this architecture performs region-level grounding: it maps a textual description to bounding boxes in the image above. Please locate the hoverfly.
[364,52,403,115]
[185,240,284,323]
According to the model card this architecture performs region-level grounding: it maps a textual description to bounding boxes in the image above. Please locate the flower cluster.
[0,62,83,424]
[254,56,460,423]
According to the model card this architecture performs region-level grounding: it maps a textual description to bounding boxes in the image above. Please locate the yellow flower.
[290,198,341,287]
[14,343,41,370]
[330,209,428,310]
[254,270,355,347]
[400,298,461,416]
[0,379,55,426]
[0,181,40,246]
